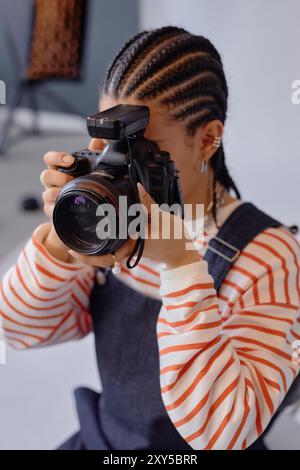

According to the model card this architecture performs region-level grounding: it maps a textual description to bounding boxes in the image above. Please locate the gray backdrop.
[0,0,139,115]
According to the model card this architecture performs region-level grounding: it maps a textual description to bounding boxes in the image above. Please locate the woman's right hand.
[40,151,75,220]
[39,151,76,262]
[40,138,105,221]
[39,139,105,263]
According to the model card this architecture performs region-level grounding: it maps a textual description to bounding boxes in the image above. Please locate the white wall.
[139,0,300,227]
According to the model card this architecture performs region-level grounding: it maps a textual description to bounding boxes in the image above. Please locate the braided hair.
[101,26,241,226]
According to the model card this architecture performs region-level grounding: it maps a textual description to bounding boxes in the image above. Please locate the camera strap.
[126,160,147,269]
[126,237,145,269]
[121,126,147,269]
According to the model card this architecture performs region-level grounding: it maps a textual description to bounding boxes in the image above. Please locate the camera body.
[53,104,184,257]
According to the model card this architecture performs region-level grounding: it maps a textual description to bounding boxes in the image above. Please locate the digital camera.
[53,104,183,265]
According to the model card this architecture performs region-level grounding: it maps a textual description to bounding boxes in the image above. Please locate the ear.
[193,119,224,165]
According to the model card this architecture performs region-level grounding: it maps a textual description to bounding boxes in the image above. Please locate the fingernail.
[137,182,146,196]
[62,155,74,164]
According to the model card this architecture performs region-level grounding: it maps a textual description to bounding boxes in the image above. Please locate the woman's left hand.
[69,183,200,270]
[135,183,200,269]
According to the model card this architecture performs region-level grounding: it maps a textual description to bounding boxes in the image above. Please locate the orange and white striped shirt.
[0,200,300,449]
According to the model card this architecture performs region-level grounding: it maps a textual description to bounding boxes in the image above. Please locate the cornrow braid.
[161,76,227,117]
[137,55,227,101]
[105,31,154,96]
[212,145,241,199]
[211,144,241,228]
[176,101,222,124]
[123,33,222,98]
[186,106,222,136]
[101,26,241,225]
[104,26,186,97]
[102,31,148,94]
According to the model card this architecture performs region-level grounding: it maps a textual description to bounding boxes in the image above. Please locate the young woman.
[1,26,300,450]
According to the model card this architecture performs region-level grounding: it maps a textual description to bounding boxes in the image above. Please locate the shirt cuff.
[31,223,85,273]
[159,259,213,295]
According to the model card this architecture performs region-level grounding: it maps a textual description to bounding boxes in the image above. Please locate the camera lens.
[68,195,102,246]
[53,173,132,255]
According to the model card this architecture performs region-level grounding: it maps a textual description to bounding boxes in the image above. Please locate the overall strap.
[203,202,282,293]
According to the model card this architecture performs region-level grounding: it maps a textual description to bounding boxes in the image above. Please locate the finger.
[44,207,53,220]
[42,187,60,204]
[43,151,74,169]
[115,238,136,260]
[68,251,115,267]
[68,240,135,267]
[137,183,159,218]
[88,138,105,151]
[40,168,73,189]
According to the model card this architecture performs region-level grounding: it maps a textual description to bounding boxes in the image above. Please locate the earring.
[200,159,208,173]
[212,136,222,148]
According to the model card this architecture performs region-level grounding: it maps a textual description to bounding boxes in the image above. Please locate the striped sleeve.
[0,223,95,349]
[157,226,300,450]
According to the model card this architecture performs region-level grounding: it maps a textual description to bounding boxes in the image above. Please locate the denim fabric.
[204,202,281,292]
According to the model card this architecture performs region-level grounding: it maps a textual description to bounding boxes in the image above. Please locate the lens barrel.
[53,172,133,255]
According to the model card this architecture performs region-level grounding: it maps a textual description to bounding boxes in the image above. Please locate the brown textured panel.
[26,0,85,80]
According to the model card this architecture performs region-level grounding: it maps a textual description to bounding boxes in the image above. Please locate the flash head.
[86,104,150,141]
